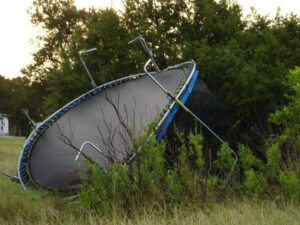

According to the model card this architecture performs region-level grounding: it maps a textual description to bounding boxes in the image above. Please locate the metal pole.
[128,36,160,71]
[79,48,98,88]
[75,141,103,161]
[21,109,36,129]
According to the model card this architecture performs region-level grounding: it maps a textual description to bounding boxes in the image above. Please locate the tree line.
[1,0,300,152]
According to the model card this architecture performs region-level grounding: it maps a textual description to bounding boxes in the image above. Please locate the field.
[0,137,300,225]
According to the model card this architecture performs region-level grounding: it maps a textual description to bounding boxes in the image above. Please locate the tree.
[0,76,44,136]
[123,0,190,69]
[22,0,85,81]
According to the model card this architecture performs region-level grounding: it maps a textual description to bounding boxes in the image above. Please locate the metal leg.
[129,36,160,71]
[75,141,103,161]
[79,48,98,88]
[21,108,37,129]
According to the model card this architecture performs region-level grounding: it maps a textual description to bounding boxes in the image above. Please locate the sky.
[0,0,299,79]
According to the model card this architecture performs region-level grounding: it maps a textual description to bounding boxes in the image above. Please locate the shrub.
[214,143,237,181]
[137,134,166,203]
[188,132,205,172]
[270,67,300,170]
[166,169,182,203]
[239,144,266,197]
[77,129,210,213]
[111,163,135,209]
[244,169,266,198]
[205,176,218,204]
[270,67,300,144]
[79,163,111,214]
[266,143,281,182]
[239,144,264,171]
[76,121,300,215]
[279,170,300,202]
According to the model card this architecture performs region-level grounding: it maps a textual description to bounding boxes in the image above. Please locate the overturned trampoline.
[17,37,232,192]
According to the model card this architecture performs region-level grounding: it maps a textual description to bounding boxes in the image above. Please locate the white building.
[0,114,9,136]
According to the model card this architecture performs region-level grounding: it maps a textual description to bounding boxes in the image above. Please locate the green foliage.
[279,170,300,201]
[79,163,111,213]
[177,144,200,202]
[269,67,300,175]
[270,67,300,143]
[172,132,206,203]
[80,162,137,214]
[111,163,136,209]
[213,142,239,198]
[266,143,281,181]
[187,0,244,45]
[239,144,263,171]
[138,134,166,202]
[239,144,266,197]
[214,143,236,179]
[205,176,218,204]
[0,76,46,136]
[182,5,300,148]
[78,130,300,214]
[188,132,205,172]
[244,169,266,197]
[166,169,182,203]
[2,137,300,225]
[164,133,205,204]
[78,130,209,213]
[80,129,290,213]
[124,0,189,68]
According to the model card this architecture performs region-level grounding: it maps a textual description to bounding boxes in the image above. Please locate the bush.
[77,130,211,213]
[244,169,266,197]
[279,170,300,202]
[266,143,281,182]
[214,143,238,187]
[270,67,300,173]
[79,163,111,214]
[166,169,182,203]
[205,176,218,204]
[76,122,300,215]
[239,144,266,197]
[270,67,300,144]
[239,144,264,171]
[137,134,166,203]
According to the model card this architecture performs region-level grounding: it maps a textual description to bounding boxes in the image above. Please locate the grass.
[0,137,300,225]
[0,137,56,225]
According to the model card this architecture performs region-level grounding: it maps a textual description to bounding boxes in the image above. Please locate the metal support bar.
[128,36,160,71]
[21,109,36,129]
[75,141,103,161]
[2,173,20,183]
[79,48,98,88]
[143,59,238,182]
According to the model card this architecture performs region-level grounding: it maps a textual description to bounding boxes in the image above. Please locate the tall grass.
[0,138,56,224]
[0,138,300,225]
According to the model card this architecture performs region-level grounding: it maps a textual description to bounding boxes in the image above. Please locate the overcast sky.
[0,0,299,79]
